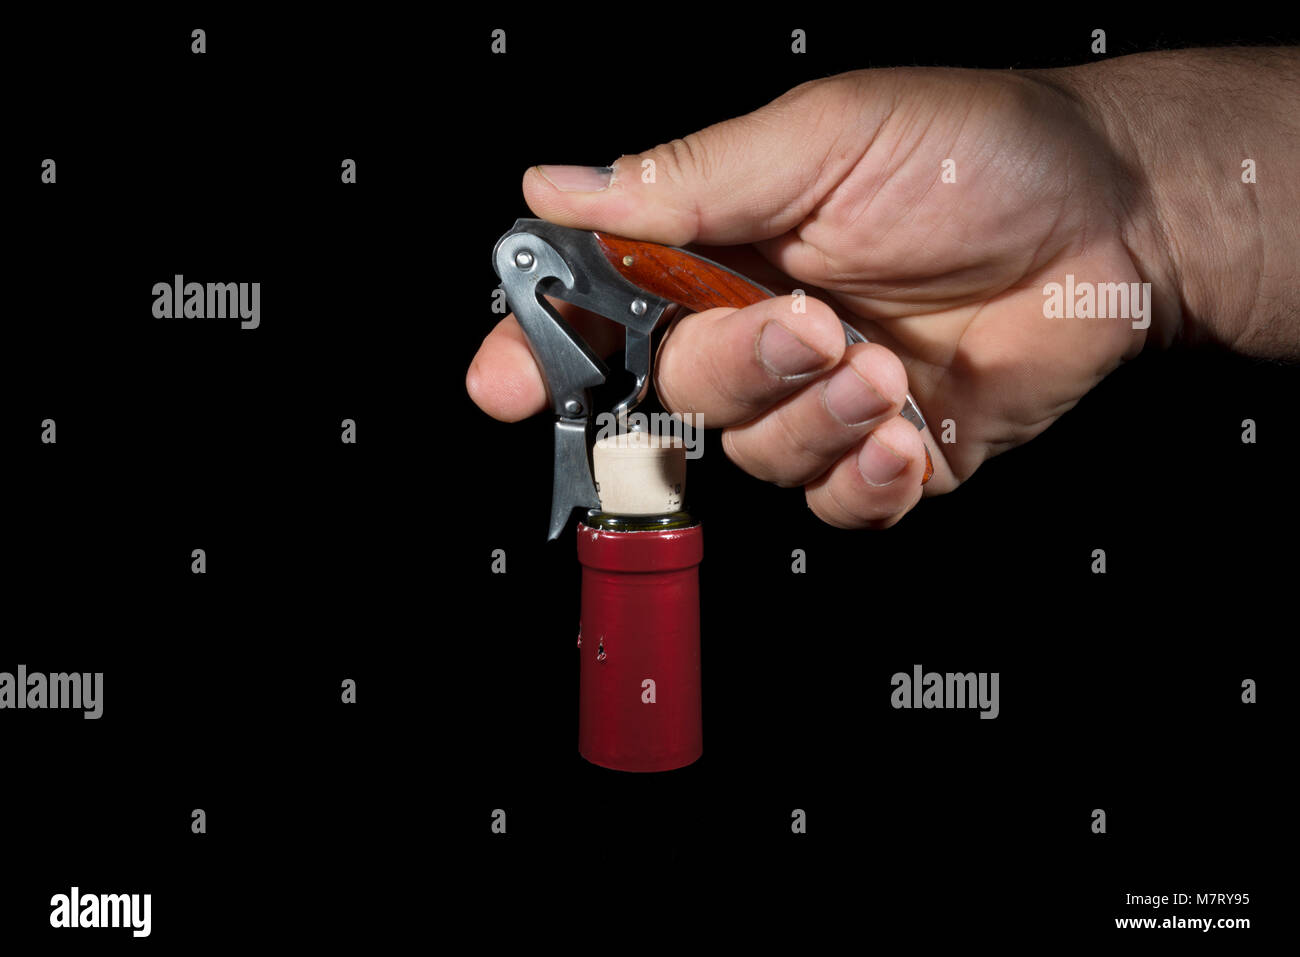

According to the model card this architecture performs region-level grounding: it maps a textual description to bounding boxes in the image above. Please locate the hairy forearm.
[1036,47,1300,358]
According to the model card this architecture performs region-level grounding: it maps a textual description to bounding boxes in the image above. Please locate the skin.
[467,49,1299,529]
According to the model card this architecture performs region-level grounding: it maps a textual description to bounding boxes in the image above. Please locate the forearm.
[1037,47,1300,357]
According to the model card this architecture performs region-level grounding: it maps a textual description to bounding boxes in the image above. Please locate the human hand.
[469,50,1298,528]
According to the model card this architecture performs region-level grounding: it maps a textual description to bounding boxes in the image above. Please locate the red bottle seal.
[576,521,703,772]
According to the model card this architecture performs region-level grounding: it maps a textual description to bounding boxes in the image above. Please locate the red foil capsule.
[576,521,703,772]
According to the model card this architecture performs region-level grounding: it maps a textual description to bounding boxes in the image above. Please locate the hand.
[468,51,1298,528]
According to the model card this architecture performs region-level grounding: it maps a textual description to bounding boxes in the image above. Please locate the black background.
[4,9,1294,949]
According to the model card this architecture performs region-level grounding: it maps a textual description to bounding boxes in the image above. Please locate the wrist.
[1032,50,1297,356]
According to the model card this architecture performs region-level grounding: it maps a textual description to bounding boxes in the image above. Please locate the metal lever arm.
[493,231,606,539]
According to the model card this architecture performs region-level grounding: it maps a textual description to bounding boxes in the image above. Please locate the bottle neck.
[583,509,696,532]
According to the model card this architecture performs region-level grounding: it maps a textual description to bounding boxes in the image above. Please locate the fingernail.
[823,365,892,426]
[858,435,908,487]
[759,322,826,377]
[536,165,614,192]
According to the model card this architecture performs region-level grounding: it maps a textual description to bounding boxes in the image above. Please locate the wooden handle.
[594,233,769,312]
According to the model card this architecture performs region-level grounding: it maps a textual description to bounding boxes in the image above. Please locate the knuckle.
[721,427,784,486]
[806,489,857,530]
[705,331,765,417]
[720,429,758,476]
[662,134,711,185]
[653,361,686,416]
[769,405,828,478]
[723,427,799,488]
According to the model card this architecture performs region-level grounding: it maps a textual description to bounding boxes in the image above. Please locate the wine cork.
[593,432,686,515]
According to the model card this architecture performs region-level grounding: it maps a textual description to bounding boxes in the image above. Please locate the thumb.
[521,76,886,247]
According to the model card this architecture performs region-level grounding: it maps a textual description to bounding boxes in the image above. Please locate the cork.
[593,432,686,515]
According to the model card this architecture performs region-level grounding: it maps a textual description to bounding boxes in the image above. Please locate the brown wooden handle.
[593,233,769,313]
